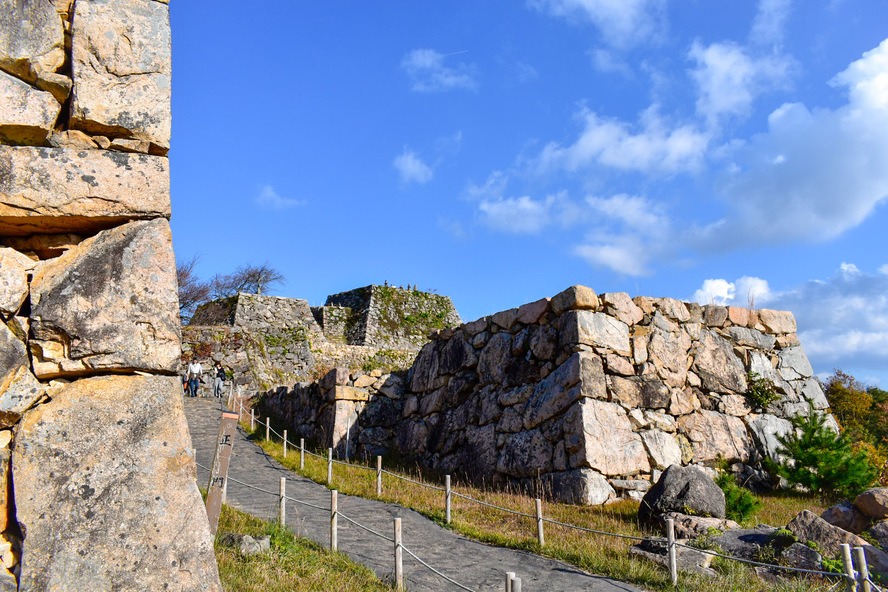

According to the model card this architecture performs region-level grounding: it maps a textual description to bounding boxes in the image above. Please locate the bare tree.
[176,255,211,323]
[209,262,285,299]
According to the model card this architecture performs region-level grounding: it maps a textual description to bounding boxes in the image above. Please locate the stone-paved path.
[185,397,645,592]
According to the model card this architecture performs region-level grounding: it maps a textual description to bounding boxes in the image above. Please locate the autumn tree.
[209,262,285,299]
[176,255,210,323]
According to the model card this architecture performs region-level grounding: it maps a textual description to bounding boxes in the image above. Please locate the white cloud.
[401,49,478,93]
[536,105,709,175]
[879,264,888,275]
[255,184,306,210]
[750,0,792,47]
[464,170,509,202]
[590,49,632,76]
[573,194,672,275]
[529,0,666,49]
[393,148,434,184]
[691,266,888,378]
[691,276,773,306]
[697,38,888,249]
[478,195,555,234]
[688,41,792,125]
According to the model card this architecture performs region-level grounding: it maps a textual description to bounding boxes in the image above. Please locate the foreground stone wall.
[0,1,220,589]
[259,285,834,506]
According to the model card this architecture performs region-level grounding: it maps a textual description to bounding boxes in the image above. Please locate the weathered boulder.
[867,521,888,551]
[855,488,888,519]
[757,309,797,334]
[543,468,614,505]
[0,147,170,235]
[565,399,650,476]
[648,326,691,388]
[599,292,643,325]
[477,332,512,386]
[711,526,776,560]
[13,374,221,591]
[0,0,65,83]
[219,534,271,556]
[0,247,35,316]
[777,346,814,381]
[523,352,604,429]
[630,538,715,576]
[0,70,60,145]
[787,510,867,557]
[639,465,726,522]
[677,410,752,463]
[727,326,776,350]
[781,542,822,571]
[497,429,551,478]
[573,310,630,354]
[70,0,171,151]
[691,330,747,393]
[821,501,870,534]
[550,285,598,315]
[660,512,740,538]
[745,413,793,460]
[29,219,180,378]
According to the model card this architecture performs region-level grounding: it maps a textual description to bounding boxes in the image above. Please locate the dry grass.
[250,423,839,592]
[215,502,394,592]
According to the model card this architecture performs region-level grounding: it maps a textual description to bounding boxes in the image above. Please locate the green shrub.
[772,407,877,501]
[745,371,780,409]
[715,473,763,523]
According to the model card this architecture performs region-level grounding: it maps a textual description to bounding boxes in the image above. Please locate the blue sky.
[169,0,888,386]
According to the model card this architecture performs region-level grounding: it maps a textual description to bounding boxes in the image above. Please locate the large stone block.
[677,410,752,463]
[29,219,180,377]
[70,0,171,151]
[559,310,630,354]
[640,430,682,470]
[0,365,45,428]
[564,398,650,476]
[0,147,170,235]
[13,375,221,592]
[0,0,65,83]
[523,351,603,429]
[0,323,27,381]
[0,71,60,145]
[745,413,793,460]
[648,326,691,388]
[543,468,614,505]
[691,329,747,394]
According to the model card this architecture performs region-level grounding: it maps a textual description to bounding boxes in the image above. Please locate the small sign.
[205,412,239,535]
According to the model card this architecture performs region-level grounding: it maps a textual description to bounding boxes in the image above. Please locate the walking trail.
[185,397,645,592]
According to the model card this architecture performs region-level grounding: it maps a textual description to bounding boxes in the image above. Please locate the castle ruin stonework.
[259,285,835,506]
[0,1,221,590]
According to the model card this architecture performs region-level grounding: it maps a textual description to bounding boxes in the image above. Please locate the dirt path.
[185,397,644,592]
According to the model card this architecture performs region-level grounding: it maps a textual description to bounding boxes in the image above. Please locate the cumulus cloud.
[529,0,666,49]
[691,265,888,377]
[750,0,792,47]
[689,41,792,125]
[393,148,434,184]
[478,195,556,234]
[401,49,478,93]
[255,184,306,210]
[573,194,672,275]
[536,105,709,175]
[697,38,888,249]
[691,276,773,306]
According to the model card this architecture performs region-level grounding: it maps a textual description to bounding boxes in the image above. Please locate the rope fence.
[226,396,870,591]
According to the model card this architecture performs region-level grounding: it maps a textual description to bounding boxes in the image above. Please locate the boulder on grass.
[821,501,870,534]
[639,464,726,523]
[660,512,740,538]
[855,488,888,519]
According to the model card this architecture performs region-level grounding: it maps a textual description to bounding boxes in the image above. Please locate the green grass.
[248,424,836,592]
[215,502,394,592]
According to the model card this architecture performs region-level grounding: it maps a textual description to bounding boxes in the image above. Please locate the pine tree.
[774,407,877,501]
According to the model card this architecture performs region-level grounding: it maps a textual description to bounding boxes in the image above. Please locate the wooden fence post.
[205,412,239,535]
[330,490,338,551]
[376,456,382,496]
[265,417,270,441]
[394,517,403,590]
[279,477,286,526]
[504,571,515,591]
[535,498,544,547]
[327,448,333,484]
[250,409,255,431]
[283,429,288,458]
[842,544,857,592]
[300,438,305,470]
[445,475,452,524]
[854,546,871,592]
[666,517,678,586]
[512,576,522,592]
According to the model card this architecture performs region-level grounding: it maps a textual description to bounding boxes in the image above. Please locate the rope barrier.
[337,512,395,543]
[542,516,651,543]
[673,542,844,578]
[381,469,445,491]
[401,544,478,592]
[450,491,537,520]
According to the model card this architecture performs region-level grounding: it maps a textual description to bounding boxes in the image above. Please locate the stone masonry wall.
[0,1,220,590]
[259,285,834,507]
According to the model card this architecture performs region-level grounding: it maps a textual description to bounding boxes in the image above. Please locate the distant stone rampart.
[258,285,834,506]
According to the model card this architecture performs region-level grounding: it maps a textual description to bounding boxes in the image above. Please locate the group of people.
[183,359,227,398]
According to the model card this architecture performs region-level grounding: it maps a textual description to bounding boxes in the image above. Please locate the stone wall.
[0,1,220,590]
[324,285,462,350]
[258,285,835,506]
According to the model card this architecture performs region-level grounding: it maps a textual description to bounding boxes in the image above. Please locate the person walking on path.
[213,361,226,398]
[186,359,202,397]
